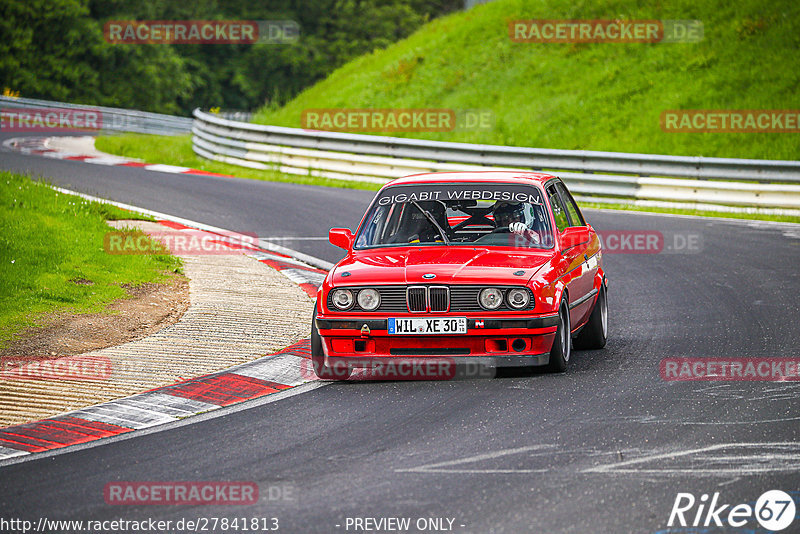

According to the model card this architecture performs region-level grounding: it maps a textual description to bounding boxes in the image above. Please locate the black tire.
[547,297,571,373]
[573,284,608,350]
[311,311,352,380]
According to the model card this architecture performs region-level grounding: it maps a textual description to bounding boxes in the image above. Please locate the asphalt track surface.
[2,132,800,533]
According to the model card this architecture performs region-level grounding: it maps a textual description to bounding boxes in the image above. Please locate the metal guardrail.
[192,109,800,211]
[0,96,192,135]
[218,111,254,122]
[12,96,796,211]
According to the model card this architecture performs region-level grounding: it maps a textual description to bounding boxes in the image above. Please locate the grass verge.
[0,171,183,349]
[253,0,800,161]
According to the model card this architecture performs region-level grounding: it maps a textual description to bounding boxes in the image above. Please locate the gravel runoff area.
[0,220,315,427]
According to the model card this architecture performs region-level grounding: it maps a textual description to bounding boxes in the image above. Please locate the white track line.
[49,185,334,271]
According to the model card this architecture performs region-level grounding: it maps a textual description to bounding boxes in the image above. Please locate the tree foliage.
[0,0,461,114]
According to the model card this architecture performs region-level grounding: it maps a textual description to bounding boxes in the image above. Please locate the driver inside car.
[492,201,541,245]
[406,201,449,243]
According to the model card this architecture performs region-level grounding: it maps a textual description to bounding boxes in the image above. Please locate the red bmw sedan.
[312,171,608,379]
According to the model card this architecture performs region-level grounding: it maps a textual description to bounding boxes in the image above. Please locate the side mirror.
[329,228,354,250]
[560,226,590,252]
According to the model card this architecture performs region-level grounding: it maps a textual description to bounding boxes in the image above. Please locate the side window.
[555,182,585,227]
[382,203,404,241]
[546,184,569,232]
[381,203,410,243]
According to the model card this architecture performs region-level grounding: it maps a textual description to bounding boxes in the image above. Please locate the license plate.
[388,317,467,335]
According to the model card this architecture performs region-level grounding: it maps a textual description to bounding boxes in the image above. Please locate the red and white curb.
[0,340,314,460]
[0,188,331,462]
[2,136,234,178]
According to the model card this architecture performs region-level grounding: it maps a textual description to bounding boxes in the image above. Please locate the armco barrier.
[0,96,191,135]
[192,109,800,212]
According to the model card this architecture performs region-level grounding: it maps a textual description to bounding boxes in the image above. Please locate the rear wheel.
[573,284,608,350]
[547,297,571,373]
[311,311,352,380]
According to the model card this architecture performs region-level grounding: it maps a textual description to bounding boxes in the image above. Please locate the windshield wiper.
[411,201,450,245]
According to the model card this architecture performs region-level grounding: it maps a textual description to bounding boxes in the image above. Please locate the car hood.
[331,247,552,286]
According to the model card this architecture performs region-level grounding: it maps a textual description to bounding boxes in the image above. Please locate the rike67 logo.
[668,490,796,531]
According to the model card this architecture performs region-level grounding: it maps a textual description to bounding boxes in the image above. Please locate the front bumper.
[327,353,550,368]
[316,316,559,331]
[316,314,559,364]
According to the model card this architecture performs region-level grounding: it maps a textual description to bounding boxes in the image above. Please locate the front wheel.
[573,284,607,350]
[311,311,352,380]
[547,297,571,373]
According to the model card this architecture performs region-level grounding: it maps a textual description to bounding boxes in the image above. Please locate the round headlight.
[479,288,503,310]
[331,289,354,310]
[357,288,381,311]
[507,288,531,309]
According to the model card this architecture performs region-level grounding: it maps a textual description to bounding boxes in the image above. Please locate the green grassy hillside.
[253,0,800,160]
[0,172,181,348]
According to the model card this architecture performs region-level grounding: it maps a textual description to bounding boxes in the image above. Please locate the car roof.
[384,171,558,188]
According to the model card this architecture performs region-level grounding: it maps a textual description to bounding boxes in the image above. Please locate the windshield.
[355,182,554,250]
